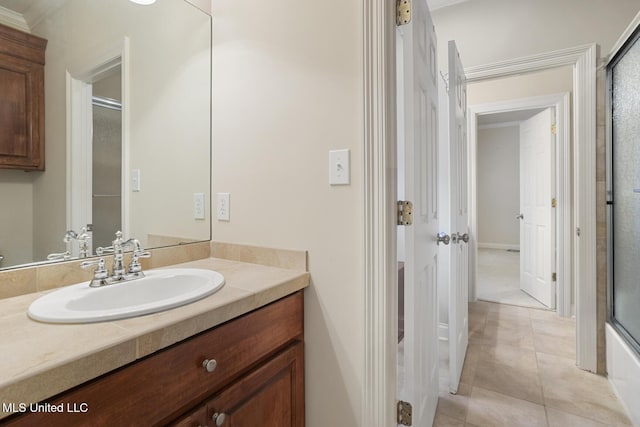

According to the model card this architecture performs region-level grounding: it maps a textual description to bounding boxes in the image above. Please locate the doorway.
[469,92,571,316]
[476,108,551,310]
[67,38,130,258]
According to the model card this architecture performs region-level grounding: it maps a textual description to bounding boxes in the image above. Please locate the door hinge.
[551,198,557,208]
[551,124,557,135]
[552,272,557,282]
[397,400,413,426]
[397,201,413,225]
[396,0,411,26]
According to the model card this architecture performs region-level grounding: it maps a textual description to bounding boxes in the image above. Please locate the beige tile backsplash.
[211,241,308,271]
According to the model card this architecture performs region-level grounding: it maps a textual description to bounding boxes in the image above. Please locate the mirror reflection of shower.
[92,68,122,250]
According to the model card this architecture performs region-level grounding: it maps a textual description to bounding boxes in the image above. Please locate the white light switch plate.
[132,169,141,192]
[217,193,230,221]
[329,149,350,185]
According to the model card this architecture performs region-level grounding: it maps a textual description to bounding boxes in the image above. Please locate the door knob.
[458,233,469,243]
[436,232,450,245]
[516,213,524,220]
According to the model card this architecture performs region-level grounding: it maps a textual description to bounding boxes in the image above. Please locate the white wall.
[431,0,640,68]
[211,1,364,426]
[468,66,573,106]
[477,125,520,248]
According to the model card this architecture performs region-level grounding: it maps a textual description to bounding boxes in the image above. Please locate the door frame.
[464,44,597,373]
[469,93,570,315]
[362,1,397,425]
[66,36,131,246]
[362,20,597,421]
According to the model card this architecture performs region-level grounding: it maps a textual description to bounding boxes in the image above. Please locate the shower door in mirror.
[92,96,123,250]
[609,27,640,355]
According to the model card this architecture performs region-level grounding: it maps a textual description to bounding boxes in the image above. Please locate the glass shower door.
[92,97,122,250]
[609,28,640,354]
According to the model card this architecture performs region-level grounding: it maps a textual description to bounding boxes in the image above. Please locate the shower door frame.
[606,22,640,357]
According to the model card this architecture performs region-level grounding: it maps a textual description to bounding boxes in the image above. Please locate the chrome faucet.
[64,227,91,258]
[82,231,151,287]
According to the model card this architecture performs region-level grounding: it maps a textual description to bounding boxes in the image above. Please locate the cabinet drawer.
[4,292,303,427]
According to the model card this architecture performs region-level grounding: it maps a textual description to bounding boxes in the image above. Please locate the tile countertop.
[0,257,309,419]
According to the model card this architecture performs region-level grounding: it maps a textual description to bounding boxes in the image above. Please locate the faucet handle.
[47,251,71,260]
[81,258,107,274]
[134,250,152,259]
[129,250,151,275]
[81,258,109,286]
[96,246,114,256]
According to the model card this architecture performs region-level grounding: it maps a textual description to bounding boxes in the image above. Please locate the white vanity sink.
[27,269,225,323]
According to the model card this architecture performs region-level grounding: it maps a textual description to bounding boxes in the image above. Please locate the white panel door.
[397,0,439,425]
[447,40,469,394]
[519,108,556,308]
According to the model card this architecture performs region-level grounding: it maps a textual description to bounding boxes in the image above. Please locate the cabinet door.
[0,53,45,170]
[206,343,304,427]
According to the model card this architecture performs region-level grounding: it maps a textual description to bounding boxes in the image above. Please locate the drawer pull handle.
[202,359,217,373]
[212,412,226,426]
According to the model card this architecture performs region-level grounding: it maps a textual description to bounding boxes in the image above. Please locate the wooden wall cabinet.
[4,292,304,427]
[0,23,46,171]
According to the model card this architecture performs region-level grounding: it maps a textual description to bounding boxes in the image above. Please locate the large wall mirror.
[0,0,211,270]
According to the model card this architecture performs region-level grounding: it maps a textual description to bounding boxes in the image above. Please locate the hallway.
[435,301,632,426]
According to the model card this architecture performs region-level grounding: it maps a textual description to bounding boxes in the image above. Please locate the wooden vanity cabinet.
[3,292,304,427]
[174,342,304,427]
[0,23,46,171]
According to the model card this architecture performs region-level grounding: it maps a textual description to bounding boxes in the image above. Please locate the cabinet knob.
[212,412,226,426]
[202,359,217,373]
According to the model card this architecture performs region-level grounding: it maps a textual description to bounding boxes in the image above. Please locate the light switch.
[217,193,230,221]
[329,149,350,185]
[132,169,141,192]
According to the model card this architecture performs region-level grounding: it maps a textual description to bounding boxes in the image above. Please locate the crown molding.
[0,5,30,32]
[0,0,67,33]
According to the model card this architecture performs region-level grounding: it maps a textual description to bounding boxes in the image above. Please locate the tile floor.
[477,248,546,309]
[434,301,633,427]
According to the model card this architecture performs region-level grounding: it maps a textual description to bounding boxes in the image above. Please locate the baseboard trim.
[478,242,520,251]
